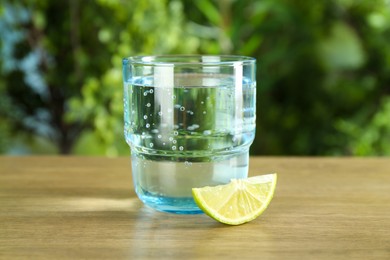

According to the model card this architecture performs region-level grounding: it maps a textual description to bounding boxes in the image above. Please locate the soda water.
[124,74,256,213]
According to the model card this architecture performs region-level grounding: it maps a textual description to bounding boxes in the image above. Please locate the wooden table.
[0,157,389,259]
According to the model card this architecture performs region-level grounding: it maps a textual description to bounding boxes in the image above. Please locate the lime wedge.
[192,174,277,225]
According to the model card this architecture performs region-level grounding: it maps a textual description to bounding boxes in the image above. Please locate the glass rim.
[123,55,256,66]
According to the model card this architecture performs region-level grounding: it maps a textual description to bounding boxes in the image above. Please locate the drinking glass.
[123,55,256,214]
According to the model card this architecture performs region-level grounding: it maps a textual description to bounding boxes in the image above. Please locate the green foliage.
[186,0,390,155]
[336,97,390,155]
[0,0,199,155]
[1,0,390,156]
[67,0,200,156]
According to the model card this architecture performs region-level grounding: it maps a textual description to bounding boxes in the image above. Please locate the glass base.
[138,189,203,214]
[131,151,250,214]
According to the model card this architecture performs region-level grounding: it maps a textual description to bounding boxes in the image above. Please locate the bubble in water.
[173,131,178,135]
[184,161,192,167]
[146,123,150,128]
[150,89,153,93]
[180,106,185,111]
[179,146,184,151]
[172,146,176,150]
[146,103,151,107]
[151,129,159,134]
[158,111,162,116]
[172,95,176,100]
[174,104,181,109]
[149,143,154,148]
[143,91,148,96]
[143,115,148,119]
[163,142,166,145]
[169,137,173,141]
[201,101,204,104]
[172,140,177,144]
[203,130,212,135]
[187,124,200,131]
[157,134,162,139]
[203,111,207,114]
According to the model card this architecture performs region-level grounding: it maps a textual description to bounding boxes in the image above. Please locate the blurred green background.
[1,0,390,156]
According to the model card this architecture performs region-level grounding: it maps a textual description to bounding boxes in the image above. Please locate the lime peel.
[192,173,277,225]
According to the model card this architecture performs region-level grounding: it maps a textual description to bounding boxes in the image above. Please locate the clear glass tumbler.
[123,55,256,214]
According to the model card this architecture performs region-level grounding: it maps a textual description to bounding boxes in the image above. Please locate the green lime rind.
[192,173,277,225]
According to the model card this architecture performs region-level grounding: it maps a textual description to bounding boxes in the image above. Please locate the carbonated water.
[124,74,256,213]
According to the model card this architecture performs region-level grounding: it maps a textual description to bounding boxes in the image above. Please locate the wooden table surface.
[0,156,389,259]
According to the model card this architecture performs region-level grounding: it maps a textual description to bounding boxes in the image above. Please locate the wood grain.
[0,156,389,259]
